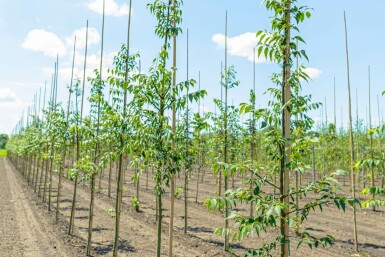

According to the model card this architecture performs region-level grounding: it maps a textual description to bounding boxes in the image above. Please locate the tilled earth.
[0,157,384,257]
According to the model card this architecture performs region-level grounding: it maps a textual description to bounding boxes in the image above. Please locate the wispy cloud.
[212,32,266,63]
[21,29,66,57]
[303,67,322,79]
[0,88,22,108]
[22,26,101,58]
[66,27,100,50]
[86,0,130,17]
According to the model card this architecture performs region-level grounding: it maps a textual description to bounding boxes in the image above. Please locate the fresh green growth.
[0,149,7,157]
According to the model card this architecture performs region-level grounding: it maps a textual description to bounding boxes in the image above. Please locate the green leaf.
[253,185,260,195]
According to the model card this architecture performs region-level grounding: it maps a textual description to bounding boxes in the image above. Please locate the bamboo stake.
[344,11,359,252]
[218,61,223,197]
[56,36,77,224]
[113,0,133,255]
[368,66,376,211]
[378,95,385,188]
[223,10,229,252]
[37,81,47,197]
[87,1,105,254]
[184,28,189,235]
[169,0,177,247]
[69,20,89,235]
[48,61,58,211]
[250,47,256,217]
[195,71,201,203]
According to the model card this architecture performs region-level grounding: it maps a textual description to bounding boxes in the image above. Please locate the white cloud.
[303,67,322,79]
[0,88,17,103]
[0,88,22,108]
[21,29,66,57]
[66,27,100,50]
[212,32,266,63]
[22,26,101,60]
[86,0,130,17]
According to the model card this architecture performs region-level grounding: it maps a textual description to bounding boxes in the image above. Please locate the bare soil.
[1,157,384,257]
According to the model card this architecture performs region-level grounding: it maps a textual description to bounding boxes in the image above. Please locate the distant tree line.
[0,134,8,149]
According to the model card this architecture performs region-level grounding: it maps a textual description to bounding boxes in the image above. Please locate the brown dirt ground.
[1,157,384,257]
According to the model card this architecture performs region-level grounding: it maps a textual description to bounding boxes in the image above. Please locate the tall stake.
[219,61,223,197]
[377,94,384,188]
[334,77,337,126]
[195,71,201,203]
[87,0,105,254]
[325,97,328,126]
[356,88,363,188]
[250,48,256,217]
[56,36,77,224]
[69,20,89,235]
[368,65,375,211]
[334,78,338,173]
[344,11,359,252]
[113,0,132,255]
[48,59,59,211]
[184,28,189,235]
[37,81,47,196]
[168,0,177,252]
[223,10,229,252]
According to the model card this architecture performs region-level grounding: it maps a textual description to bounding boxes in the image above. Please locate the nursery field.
[2,0,385,257]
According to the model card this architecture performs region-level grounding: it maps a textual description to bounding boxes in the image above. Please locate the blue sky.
[0,0,384,134]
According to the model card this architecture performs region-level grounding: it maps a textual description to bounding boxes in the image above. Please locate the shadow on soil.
[78,226,109,233]
[336,239,385,250]
[60,206,89,212]
[187,226,213,234]
[93,240,135,255]
[200,238,249,251]
[60,199,73,203]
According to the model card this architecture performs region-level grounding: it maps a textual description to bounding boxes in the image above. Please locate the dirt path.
[0,158,76,257]
[2,156,384,257]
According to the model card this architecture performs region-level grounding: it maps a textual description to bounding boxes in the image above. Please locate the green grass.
[0,149,7,157]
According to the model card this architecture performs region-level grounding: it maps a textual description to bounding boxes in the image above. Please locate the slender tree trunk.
[31,156,37,188]
[280,2,291,256]
[87,175,96,256]
[108,154,112,197]
[38,157,45,197]
[195,166,200,203]
[136,164,140,200]
[55,154,64,222]
[43,150,49,203]
[156,166,163,257]
[184,168,188,234]
[48,155,54,211]
[34,156,41,193]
